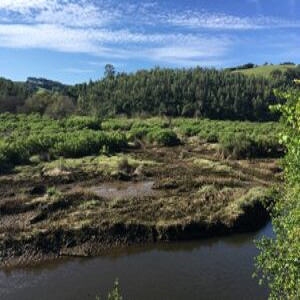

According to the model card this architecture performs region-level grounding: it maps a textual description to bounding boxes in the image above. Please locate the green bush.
[102,118,133,131]
[220,133,254,159]
[63,116,101,130]
[0,114,282,169]
[0,140,30,165]
[127,127,149,140]
[146,129,180,146]
[51,131,127,158]
[0,114,129,167]
[255,90,300,300]
[206,133,219,143]
[219,132,282,159]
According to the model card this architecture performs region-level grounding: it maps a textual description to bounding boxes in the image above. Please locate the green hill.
[232,64,297,77]
[26,77,67,92]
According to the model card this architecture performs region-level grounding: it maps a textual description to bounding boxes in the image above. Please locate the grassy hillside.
[232,64,297,77]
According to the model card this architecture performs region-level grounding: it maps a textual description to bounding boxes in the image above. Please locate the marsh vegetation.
[0,114,282,267]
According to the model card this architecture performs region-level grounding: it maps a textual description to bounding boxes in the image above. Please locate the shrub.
[219,133,255,159]
[0,113,283,168]
[127,127,149,140]
[51,131,127,158]
[220,132,282,159]
[102,118,133,131]
[255,90,300,300]
[206,133,219,143]
[64,116,101,130]
[0,140,30,165]
[146,129,180,146]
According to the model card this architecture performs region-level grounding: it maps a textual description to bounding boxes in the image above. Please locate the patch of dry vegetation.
[0,141,281,267]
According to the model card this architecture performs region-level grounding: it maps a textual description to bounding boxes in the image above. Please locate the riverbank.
[0,222,273,300]
[0,139,281,268]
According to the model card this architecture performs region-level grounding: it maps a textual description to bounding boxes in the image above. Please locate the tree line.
[1,65,300,121]
[75,66,300,121]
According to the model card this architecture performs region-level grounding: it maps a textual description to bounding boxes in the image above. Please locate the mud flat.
[0,142,281,268]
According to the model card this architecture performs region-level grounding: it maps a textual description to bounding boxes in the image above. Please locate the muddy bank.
[0,222,273,300]
[0,200,269,269]
[0,143,280,268]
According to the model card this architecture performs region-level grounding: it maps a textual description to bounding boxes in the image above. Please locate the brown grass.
[0,142,281,266]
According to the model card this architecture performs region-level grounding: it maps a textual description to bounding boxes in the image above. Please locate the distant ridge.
[230,63,298,77]
[26,77,67,92]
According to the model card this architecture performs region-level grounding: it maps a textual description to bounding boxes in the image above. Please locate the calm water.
[92,181,155,199]
[0,222,273,300]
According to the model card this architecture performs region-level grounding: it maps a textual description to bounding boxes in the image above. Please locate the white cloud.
[0,0,299,68]
[145,38,231,61]
[164,10,300,30]
[1,0,299,30]
[0,0,50,12]
[0,22,231,57]
[163,11,257,30]
[0,0,119,27]
[35,2,110,27]
[0,24,99,53]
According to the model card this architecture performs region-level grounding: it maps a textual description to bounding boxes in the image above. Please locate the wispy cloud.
[0,0,120,27]
[0,24,99,53]
[164,11,259,30]
[35,2,112,27]
[164,10,300,30]
[0,23,230,56]
[0,0,50,12]
[141,36,232,65]
[0,0,299,67]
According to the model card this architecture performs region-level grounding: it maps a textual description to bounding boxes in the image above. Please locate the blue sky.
[0,0,299,84]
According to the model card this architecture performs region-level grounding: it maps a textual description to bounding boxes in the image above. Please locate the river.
[0,222,273,300]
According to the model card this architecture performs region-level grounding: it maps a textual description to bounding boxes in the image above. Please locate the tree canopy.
[1,65,300,120]
[74,67,299,121]
[256,89,300,300]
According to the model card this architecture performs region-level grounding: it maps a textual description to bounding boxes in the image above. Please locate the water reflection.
[0,222,273,300]
[92,181,155,199]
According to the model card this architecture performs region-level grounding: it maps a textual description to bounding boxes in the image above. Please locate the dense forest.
[0,77,30,113]
[74,67,288,120]
[1,65,300,121]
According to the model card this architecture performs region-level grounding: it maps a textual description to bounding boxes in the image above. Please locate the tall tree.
[104,64,116,79]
